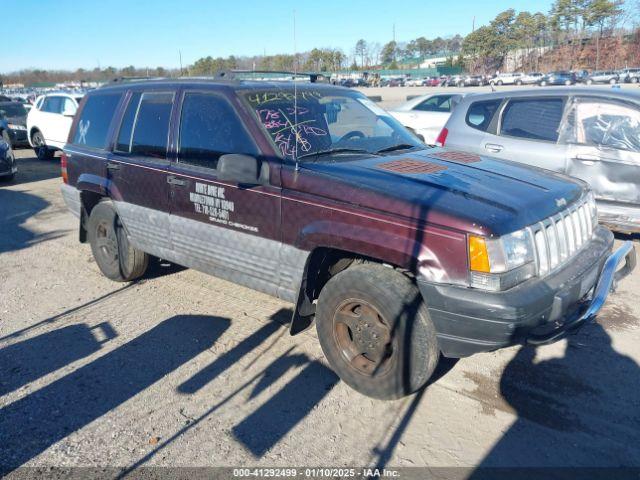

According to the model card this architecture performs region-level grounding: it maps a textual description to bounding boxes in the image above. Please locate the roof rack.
[101,70,330,87]
[107,76,166,84]
[213,70,329,83]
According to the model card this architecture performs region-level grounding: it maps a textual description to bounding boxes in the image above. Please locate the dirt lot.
[1,149,639,474]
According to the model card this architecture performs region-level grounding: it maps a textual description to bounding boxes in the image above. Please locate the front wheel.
[88,201,148,282]
[609,78,617,84]
[316,263,439,400]
[31,131,54,160]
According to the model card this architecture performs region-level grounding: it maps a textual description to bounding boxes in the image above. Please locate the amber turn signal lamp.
[469,235,490,273]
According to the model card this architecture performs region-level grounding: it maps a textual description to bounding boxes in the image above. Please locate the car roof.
[455,86,640,104]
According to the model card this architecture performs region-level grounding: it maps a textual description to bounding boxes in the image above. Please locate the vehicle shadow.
[0,314,230,474]
[0,284,135,343]
[0,322,117,396]
[121,309,338,473]
[469,321,640,475]
[0,187,64,254]
[368,357,459,468]
[6,150,61,185]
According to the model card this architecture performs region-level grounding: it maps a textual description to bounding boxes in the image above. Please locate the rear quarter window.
[465,99,502,132]
[72,93,122,149]
[500,98,565,142]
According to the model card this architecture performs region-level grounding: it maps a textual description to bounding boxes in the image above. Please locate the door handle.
[167,175,186,186]
[485,143,504,153]
[106,162,120,171]
[575,153,600,164]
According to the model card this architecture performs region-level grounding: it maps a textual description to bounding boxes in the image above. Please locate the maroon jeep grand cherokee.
[60,77,636,399]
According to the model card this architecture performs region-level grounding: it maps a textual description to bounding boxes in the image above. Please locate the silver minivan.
[439,87,640,233]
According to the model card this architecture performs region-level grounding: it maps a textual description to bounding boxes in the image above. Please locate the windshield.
[0,103,27,118]
[243,89,421,161]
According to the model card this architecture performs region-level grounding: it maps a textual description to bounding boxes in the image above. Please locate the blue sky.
[2,0,554,73]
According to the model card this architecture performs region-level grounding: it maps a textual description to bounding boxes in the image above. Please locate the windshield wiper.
[297,148,375,161]
[376,144,420,154]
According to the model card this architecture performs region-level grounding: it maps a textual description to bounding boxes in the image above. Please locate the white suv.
[27,92,84,159]
[489,72,524,86]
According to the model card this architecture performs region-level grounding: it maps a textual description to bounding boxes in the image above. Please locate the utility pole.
[179,50,183,76]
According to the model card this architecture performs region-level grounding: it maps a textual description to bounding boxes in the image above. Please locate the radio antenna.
[293,8,299,171]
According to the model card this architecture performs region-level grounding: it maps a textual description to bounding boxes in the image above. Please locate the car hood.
[5,115,26,126]
[299,148,585,236]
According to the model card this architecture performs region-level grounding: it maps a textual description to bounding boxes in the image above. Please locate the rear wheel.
[609,78,617,85]
[31,130,54,160]
[586,79,593,85]
[632,77,639,84]
[88,200,148,282]
[315,263,439,400]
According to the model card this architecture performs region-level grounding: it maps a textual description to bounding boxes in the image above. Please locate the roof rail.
[213,70,328,83]
[106,76,166,84]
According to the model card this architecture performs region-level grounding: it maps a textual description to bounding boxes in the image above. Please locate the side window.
[115,91,173,158]
[414,95,452,112]
[42,96,63,114]
[115,92,141,153]
[500,98,564,142]
[62,97,77,116]
[466,99,501,132]
[559,99,640,153]
[72,93,122,149]
[178,92,258,170]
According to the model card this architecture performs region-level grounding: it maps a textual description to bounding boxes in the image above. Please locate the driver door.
[168,89,285,298]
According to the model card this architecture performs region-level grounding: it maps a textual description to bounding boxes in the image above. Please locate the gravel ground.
[1,149,639,475]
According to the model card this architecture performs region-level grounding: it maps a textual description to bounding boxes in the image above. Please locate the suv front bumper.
[417,227,636,358]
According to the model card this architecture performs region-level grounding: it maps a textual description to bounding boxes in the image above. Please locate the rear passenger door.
[483,96,568,173]
[167,90,283,297]
[107,90,175,259]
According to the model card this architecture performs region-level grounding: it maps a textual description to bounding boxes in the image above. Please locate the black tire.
[632,77,639,84]
[586,79,593,85]
[316,263,439,400]
[609,78,617,85]
[87,200,148,282]
[497,80,503,86]
[516,80,522,86]
[31,130,54,160]
[1,130,11,149]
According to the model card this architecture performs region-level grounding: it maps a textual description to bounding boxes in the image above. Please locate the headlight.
[468,229,536,291]
[8,124,26,131]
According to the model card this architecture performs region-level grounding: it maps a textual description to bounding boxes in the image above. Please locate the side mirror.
[217,154,260,185]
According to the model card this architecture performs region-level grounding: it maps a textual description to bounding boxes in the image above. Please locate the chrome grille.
[529,198,596,276]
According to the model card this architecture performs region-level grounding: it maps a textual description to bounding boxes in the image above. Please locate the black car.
[539,71,577,86]
[0,140,16,181]
[0,101,29,148]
